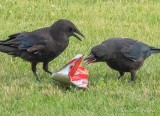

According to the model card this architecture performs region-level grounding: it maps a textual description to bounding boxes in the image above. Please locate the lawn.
[0,0,160,115]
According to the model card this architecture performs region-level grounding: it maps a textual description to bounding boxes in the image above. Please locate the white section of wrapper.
[52,54,88,88]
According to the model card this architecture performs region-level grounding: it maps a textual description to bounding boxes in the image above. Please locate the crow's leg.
[43,62,52,75]
[31,62,40,81]
[118,71,125,79]
[130,69,136,81]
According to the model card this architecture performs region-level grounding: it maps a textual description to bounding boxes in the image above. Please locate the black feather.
[0,19,84,81]
[86,38,160,81]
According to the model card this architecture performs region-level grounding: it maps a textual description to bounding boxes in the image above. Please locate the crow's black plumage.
[0,19,84,81]
[85,38,160,81]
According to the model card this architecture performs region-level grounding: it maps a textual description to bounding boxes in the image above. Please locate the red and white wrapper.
[52,54,89,88]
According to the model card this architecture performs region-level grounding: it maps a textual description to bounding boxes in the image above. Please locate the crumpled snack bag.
[52,54,89,88]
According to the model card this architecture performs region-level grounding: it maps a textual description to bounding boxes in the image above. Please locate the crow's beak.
[84,54,96,65]
[73,29,85,41]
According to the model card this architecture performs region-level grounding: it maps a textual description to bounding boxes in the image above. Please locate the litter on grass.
[52,54,89,89]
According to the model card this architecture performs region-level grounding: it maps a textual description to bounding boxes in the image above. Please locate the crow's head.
[51,19,84,41]
[84,45,107,64]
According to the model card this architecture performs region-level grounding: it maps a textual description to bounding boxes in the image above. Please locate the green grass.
[0,0,160,115]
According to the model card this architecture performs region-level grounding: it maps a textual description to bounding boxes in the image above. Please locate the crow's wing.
[1,34,46,53]
[121,42,150,61]
[0,32,28,42]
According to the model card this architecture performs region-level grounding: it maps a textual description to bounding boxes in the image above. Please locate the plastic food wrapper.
[52,54,89,88]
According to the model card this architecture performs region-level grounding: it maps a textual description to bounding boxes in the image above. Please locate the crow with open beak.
[85,38,160,81]
[0,19,84,81]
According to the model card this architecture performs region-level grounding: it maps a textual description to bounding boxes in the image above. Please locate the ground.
[0,0,160,115]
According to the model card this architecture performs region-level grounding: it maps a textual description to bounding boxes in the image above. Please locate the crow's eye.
[91,52,98,58]
[92,51,103,59]
[94,54,98,58]
[68,27,73,32]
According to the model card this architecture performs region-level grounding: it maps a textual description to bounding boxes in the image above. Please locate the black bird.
[85,38,160,81]
[0,19,84,81]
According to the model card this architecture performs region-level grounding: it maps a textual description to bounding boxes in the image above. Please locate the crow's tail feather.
[0,45,17,55]
[0,32,21,54]
[150,48,160,54]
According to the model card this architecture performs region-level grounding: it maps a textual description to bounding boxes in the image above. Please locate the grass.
[0,0,160,115]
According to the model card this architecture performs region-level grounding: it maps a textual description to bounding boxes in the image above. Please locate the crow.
[0,19,84,81]
[85,38,160,81]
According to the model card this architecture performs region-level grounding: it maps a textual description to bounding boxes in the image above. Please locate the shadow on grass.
[42,77,87,92]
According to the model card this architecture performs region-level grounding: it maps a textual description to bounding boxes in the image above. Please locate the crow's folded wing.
[27,45,45,52]
[1,34,46,53]
[121,42,150,61]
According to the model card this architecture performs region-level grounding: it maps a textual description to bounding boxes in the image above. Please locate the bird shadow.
[43,77,87,91]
